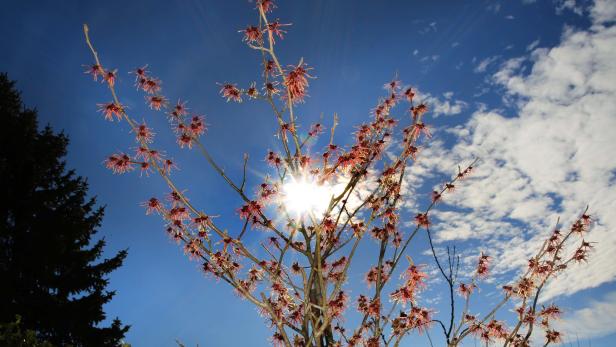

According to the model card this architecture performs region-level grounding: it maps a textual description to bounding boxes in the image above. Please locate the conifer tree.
[0,73,129,346]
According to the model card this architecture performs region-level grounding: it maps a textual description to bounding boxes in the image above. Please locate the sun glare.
[282,176,334,216]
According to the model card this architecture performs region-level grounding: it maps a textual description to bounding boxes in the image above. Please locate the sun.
[282,175,334,216]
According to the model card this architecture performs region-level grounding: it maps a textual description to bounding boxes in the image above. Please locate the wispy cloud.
[402,90,467,118]
[405,0,616,302]
[474,55,500,73]
[555,290,616,340]
[526,38,540,51]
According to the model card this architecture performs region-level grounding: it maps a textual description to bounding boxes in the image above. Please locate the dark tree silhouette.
[0,73,129,346]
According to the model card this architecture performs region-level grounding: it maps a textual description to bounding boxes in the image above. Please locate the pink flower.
[139,161,152,176]
[266,151,282,168]
[147,95,168,110]
[476,252,491,278]
[142,197,163,215]
[545,330,562,344]
[169,100,188,118]
[246,82,259,99]
[135,123,155,143]
[189,115,207,136]
[403,87,415,102]
[266,21,290,43]
[283,61,313,104]
[414,213,430,228]
[457,282,476,298]
[257,0,276,13]
[84,64,104,81]
[409,307,433,334]
[105,153,134,174]
[264,81,280,96]
[177,133,193,149]
[163,159,178,175]
[139,77,162,94]
[412,122,432,139]
[263,60,276,77]
[431,190,442,203]
[384,78,401,91]
[168,206,190,221]
[104,69,117,87]
[97,102,123,121]
[308,123,324,137]
[131,65,149,82]
[241,26,262,43]
[539,304,562,320]
[219,83,242,103]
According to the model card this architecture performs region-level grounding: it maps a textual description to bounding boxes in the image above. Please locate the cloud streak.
[406,0,616,304]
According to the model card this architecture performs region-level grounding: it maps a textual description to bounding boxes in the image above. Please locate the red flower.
[457,282,476,298]
[177,133,193,149]
[266,21,290,43]
[431,190,442,203]
[545,330,562,344]
[257,0,276,13]
[405,145,419,160]
[131,65,149,82]
[135,122,155,143]
[166,191,184,207]
[411,103,428,119]
[163,159,178,175]
[170,100,188,118]
[581,213,592,225]
[403,87,415,102]
[264,81,280,96]
[263,60,276,77]
[168,206,190,221]
[147,95,168,110]
[283,61,313,104]
[189,115,207,136]
[85,64,104,81]
[409,307,433,334]
[266,150,282,167]
[476,252,491,278]
[308,123,324,137]
[139,162,151,176]
[139,77,162,94]
[412,122,432,139]
[238,200,263,221]
[105,153,134,174]
[241,26,262,43]
[219,83,242,102]
[246,82,259,99]
[384,78,401,91]
[142,197,163,215]
[104,69,117,87]
[97,102,123,121]
[539,304,562,320]
[414,213,430,228]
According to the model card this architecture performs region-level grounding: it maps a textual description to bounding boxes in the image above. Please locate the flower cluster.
[81,1,597,346]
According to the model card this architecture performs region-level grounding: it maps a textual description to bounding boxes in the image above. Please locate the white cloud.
[590,0,616,24]
[408,0,616,301]
[422,92,468,117]
[526,38,540,51]
[555,0,585,15]
[474,55,500,73]
[420,55,440,62]
[555,290,616,339]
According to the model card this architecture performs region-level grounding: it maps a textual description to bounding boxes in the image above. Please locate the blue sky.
[2,0,616,346]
